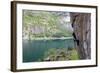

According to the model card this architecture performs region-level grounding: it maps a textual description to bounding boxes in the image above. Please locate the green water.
[23,39,75,62]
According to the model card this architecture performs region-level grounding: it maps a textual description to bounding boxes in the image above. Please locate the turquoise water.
[23,39,75,62]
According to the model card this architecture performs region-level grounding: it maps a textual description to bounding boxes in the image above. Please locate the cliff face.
[23,10,73,40]
[70,13,91,59]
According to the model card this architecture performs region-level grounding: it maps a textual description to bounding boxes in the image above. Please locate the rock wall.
[70,13,91,59]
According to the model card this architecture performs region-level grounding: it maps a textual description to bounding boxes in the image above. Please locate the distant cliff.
[23,10,73,40]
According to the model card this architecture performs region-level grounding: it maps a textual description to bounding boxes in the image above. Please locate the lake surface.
[23,39,75,62]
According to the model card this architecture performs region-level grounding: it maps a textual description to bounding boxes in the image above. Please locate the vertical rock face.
[70,13,91,59]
